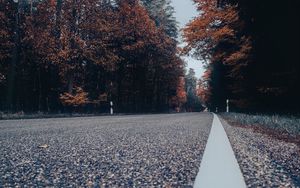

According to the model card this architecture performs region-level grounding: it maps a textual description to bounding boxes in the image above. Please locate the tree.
[170,76,186,112]
[141,0,178,39]
[0,0,14,64]
[196,77,210,107]
[184,0,300,112]
[0,1,14,86]
[0,0,185,114]
[112,0,184,112]
[183,0,253,111]
[185,68,203,111]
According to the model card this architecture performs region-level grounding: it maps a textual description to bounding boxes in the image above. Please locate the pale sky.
[170,0,205,78]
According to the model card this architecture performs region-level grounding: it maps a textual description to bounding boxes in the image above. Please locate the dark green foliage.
[141,0,178,39]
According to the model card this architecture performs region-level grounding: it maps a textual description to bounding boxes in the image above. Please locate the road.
[0,113,213,187]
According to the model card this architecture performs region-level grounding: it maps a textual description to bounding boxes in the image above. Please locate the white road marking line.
[194,113,246,188]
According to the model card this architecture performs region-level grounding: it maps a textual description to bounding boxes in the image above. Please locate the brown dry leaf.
[38,144,49,149]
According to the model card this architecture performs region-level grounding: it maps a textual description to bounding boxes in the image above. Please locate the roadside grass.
[219,112,300,136]
[0,111,181,120]
[0,111,107,120]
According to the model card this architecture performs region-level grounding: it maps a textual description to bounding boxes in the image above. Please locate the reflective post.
[226,99,229,112]
[110,101,113,115]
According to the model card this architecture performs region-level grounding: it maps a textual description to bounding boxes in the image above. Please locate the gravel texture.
[0,113,213,187]
[220,117,300,188]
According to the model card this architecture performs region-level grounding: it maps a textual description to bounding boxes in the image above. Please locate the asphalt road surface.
[0,113,213,187]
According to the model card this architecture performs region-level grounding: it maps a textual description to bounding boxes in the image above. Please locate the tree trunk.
[38,68,42,111]
[68,73,74,94]
[6,3,20,111]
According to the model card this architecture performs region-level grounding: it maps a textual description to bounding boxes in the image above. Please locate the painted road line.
[194,113,246,188]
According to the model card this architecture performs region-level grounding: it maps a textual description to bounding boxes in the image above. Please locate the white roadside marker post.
[110,101,113,115]
[226,99,229,113]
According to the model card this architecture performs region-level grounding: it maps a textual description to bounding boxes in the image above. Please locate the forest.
[185,0,300,113]
[1,0,299,114]
[0,0,204,113]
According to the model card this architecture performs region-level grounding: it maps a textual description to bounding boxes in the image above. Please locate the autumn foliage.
[184,0,300,112]
[60,87,88,107]
[0,0,186,113]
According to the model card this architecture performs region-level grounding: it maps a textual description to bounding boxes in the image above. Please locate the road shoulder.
[220,117,300,187]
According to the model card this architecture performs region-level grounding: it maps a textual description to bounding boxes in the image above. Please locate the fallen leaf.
[38,144,49,149]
